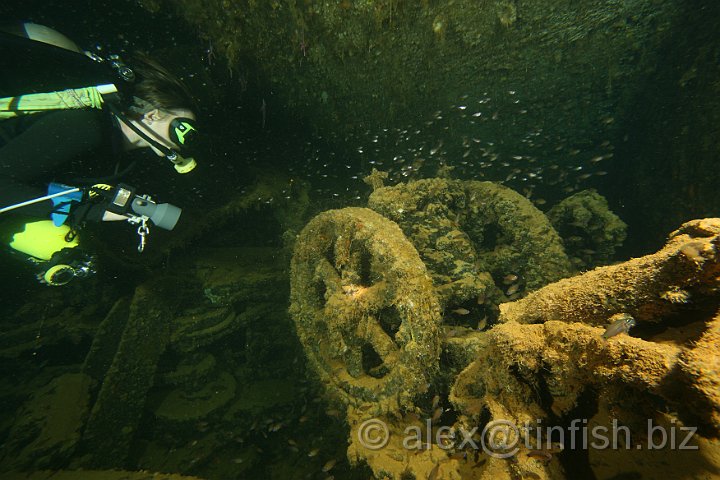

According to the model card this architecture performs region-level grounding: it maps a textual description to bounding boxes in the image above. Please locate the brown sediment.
[677,310,720,436]
[499,218,720,326]
[447,315,720,478]
[450,321,683,420]
[290,187,720,478]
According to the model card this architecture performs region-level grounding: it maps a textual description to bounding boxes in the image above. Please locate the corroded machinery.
[290,177,720,479]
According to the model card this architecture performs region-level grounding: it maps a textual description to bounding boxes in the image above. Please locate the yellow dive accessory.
[6,221,94,286]
[170,153,197,174]
[0,84,117,120]
[9,220,79,260]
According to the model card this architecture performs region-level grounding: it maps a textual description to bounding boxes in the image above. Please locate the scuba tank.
[0,22,118,97]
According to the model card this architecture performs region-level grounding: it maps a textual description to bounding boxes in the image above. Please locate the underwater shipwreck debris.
[462,180,573,291]
[289,207,442,413]
[0,373,92,471]
[449,312,720,479]
[450,320,683,422]
[368,178,574,312]
[195,247,289,306]
[1,280,179,471]
[290,188,720,479]
[171,306,238,353]
[364,168,390,191]
[368,178,498,309]
[152,370,237,425]
[1,220,317,478]
[547,189,628,270]
[2,470,208,480]
[157,351,218,389]
[499,217,720,326]
[81,281,175,468]
[676,310,720,437]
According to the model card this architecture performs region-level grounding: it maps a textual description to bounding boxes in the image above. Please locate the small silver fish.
[431,407,443,424]
[322,459,337,472]
[451,307,470,315]
[260,98,266,129]
[602,313,636,339]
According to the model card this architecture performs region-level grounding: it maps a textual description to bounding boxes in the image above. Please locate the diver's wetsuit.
[0,23,125,219]
[0,108,114,217]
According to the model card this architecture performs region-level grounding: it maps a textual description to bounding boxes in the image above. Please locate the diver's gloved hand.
[49,182,109,227]
[66,199,109,226]
[65,184,127,226]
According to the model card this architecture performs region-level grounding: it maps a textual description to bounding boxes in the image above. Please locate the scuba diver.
[0,22,200,286]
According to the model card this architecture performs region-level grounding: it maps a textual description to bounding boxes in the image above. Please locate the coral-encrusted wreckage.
[289,177,720,479]
[1,174,719,479]
[0,0,717,477]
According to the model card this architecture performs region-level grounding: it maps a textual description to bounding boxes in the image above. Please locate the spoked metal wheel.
[290,207,442,411]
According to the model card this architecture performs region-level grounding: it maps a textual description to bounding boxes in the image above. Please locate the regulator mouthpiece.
[170,153,197,174]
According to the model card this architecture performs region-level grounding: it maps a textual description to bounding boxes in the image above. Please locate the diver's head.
[121,104,196,156]
[114,51,199,170]
[129,51,196,112]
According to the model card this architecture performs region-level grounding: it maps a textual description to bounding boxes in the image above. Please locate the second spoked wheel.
[290,208,442,411]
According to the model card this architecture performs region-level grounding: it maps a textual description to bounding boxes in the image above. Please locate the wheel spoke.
[333,234,352,270]
[352,281,390,312]
[343,346,363,378]
[343,246,367,284]
[314,258,342,296]
[325,294,364,331]
[358,314,399,362]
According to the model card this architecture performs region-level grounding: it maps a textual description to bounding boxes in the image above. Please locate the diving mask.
[116,100,200,174]
[168,117,198,174]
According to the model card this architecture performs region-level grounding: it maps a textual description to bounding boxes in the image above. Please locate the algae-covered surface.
[1,0,720,479]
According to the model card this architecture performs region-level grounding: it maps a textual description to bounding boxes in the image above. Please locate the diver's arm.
[0,109,106,217]
[0,109,105,181]
[0,179,126,220]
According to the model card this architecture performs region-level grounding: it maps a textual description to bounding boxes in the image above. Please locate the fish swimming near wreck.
[602,313,636,339]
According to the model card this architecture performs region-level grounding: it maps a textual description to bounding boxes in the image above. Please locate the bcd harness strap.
[0,83,118,119]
